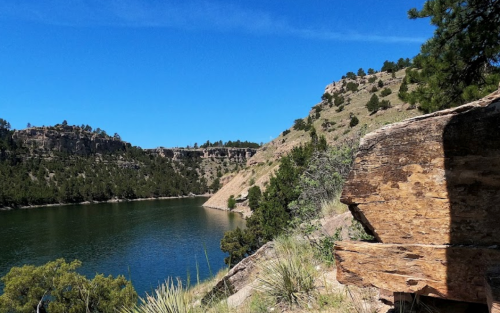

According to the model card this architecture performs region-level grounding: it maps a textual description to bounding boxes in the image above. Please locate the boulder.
[341,90,500,245]
[336,88,500,308]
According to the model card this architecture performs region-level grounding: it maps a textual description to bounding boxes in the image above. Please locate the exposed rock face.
[201,242,275,305]
[336,242,500,303]
[335,89,500,307]
[12,126,127,156]
[146,147,256,163]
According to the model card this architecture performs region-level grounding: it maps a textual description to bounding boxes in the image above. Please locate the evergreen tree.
[366,94,380,113]
[407,0,500,112]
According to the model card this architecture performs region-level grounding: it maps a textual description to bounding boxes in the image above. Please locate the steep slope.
[203,69,422,211]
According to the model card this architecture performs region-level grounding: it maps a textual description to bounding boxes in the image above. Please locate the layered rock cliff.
[12,125,127,156]
[335,88,500,308]
[146,147,256,163]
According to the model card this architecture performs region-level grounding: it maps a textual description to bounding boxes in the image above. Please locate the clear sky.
[0,0,433,148]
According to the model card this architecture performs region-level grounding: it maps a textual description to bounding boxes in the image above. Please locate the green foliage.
[398,80,409,101]
[289,138,360,235]
[282,129,290,136]
[248,185,262,211]
[366,94,380,113]
[345,71,357,80]
[221,143,317,266]
[0,148,207,207]
[370,86,378,93]
[367,68,375,75]
[293,119,306,131]
[368,76,377,84]
[0,124,210,208]
[349,116,359,127]
[379,99,392,110]
[257,236,316,307]
[121,278,190,313]
[377,79,384,88]
[357,68,366,77]
[407,0,500,112]
[210,177,221,192]
[345,82,359,92]
[321,92,333,105]
[199,140,260,149]
[313,228,342,266]
[336,104,344,112]
[0,259,137,313]
[0,118,11,130]
[227,195,236,210]
[332,92,345,107]
[381,60,397,72]
[380,87,392,97]
[220,227,255,267]
[348,219,375,241]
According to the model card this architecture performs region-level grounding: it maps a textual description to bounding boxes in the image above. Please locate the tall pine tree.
[407,0,500,112]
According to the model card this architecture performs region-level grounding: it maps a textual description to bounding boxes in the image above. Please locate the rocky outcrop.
[146,147,256,163]
[201,242,275,306]
[335,88,500,308]
[12,126,127,156]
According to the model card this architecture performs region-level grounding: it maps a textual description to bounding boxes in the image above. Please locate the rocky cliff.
[12,125,127,156]
[335,88,500,309]
[146,147,256,163]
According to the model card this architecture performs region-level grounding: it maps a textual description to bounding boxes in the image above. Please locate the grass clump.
[257,235,317,308]
[121,278,190,313]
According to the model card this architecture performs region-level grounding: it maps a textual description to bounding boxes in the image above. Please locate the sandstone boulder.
[336,89,500,309]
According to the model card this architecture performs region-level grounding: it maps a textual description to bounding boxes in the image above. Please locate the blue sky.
[0,0,433,148]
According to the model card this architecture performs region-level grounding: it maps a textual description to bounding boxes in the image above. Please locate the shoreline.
[0,194,212,211]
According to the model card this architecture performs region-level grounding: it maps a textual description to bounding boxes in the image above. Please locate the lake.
[0,197,245,296]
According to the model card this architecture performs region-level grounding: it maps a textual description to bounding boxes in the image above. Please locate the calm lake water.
[0,197,245,296]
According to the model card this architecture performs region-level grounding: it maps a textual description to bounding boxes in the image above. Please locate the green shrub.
[378,79,384,88]
[380,87,392,97]
[366,94,380,112]
[348,219,375,241]
[370,86,378,93]
[0,259,137,313]
[121,278,189,313]
[336,105,344,112]
[346,82,359,92]
[258,236,316,307]
[380,99,392,110]
[349,116,359,127]
[248,185,262,211]
[345,71,357,80]
[282,129,291,136]
[227,195,236,209]
[357,68,366,77]
[368,76,377,83]
[293,119,306,131]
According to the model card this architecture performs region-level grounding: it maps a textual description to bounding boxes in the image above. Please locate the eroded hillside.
[204,68,422,212]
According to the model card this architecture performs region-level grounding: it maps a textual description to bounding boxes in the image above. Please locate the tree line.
[0,121,208,208]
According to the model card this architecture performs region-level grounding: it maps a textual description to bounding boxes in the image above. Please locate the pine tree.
[407,0,500,112]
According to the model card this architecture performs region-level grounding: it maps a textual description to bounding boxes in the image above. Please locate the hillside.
[0,123,256,208]
[203,68,422,212]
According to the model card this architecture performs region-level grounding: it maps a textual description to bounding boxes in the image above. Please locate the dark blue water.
[0,197,245,295]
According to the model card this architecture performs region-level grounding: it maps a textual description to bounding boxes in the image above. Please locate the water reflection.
[0,198,245,296]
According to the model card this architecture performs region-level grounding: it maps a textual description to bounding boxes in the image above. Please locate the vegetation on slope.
[0,122,208,208]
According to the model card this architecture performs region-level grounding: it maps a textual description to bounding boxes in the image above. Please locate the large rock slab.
[341,90,500,245]
[335,241,500,304]
[201,242,275,304]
